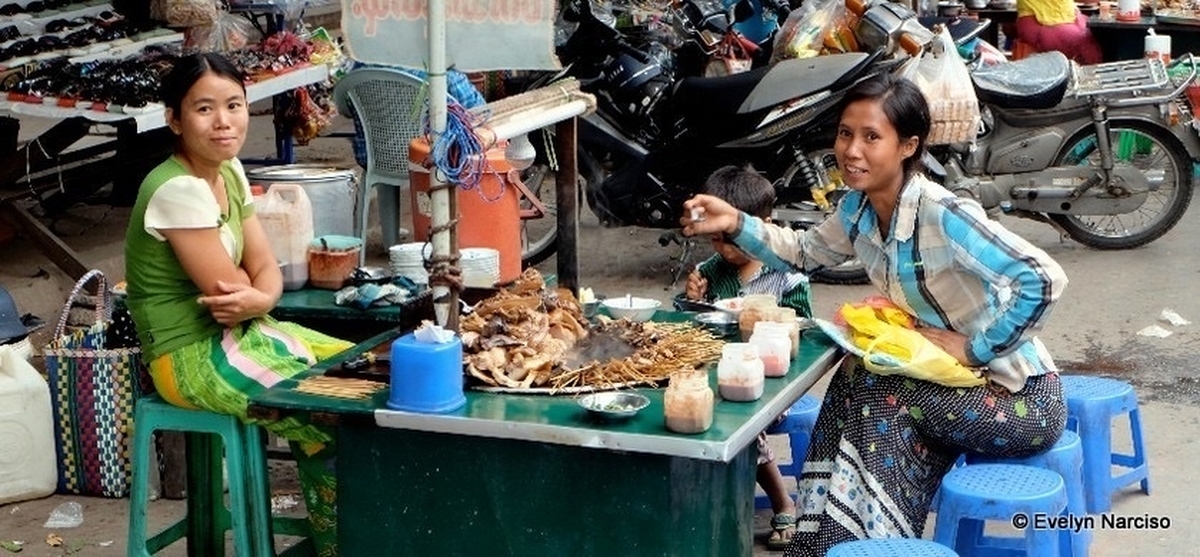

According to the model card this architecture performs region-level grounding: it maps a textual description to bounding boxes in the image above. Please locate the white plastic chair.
[332,68,433,260]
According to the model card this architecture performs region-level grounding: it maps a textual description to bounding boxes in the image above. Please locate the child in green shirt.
[682,164,811,550]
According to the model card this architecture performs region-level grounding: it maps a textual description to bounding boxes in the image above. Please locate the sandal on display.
[766,512,797,551]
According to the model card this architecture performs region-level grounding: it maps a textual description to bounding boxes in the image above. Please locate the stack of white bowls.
[388,242,430,286]
[460,247,501,288]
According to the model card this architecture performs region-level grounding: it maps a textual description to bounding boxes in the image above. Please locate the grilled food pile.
[461,270,724,393]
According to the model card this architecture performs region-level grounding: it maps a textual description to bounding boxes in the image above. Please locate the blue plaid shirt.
[733,173,1068,392]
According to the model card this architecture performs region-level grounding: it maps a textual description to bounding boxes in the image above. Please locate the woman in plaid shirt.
[681,73,1068,555]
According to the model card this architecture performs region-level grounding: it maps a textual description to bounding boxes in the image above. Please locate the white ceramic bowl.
[712,297,745,316]
[602,297,662,322]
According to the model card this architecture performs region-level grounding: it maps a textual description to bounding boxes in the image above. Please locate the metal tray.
[1072,57,1169,97]
[471,379,661,395]
[1154,9,1200,27]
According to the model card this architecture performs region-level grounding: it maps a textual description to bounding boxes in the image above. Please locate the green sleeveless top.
[124,156,254,361]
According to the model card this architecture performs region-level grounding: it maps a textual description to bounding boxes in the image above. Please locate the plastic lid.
[310,235,364,252]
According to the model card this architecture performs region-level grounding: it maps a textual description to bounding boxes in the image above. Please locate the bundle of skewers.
[295,376,386,400]
[547,320,724,392]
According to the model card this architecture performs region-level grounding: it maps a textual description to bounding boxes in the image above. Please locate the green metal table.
[269,288,433,341]
[249,313,841,556]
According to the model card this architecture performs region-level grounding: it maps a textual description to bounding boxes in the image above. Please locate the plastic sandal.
[766,512,797,551]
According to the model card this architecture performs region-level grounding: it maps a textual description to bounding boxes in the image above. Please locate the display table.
[270,286,433,341]
[0,64,329,278]
[1087,15,1200,62]
[0,64,328,134]
[248,317,842,556]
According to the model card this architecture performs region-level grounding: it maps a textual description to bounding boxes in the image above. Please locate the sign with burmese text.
[341,0,560,71]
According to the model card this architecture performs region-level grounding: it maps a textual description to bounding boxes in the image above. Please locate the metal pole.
[553,118,579,295]
[427,0,459,330]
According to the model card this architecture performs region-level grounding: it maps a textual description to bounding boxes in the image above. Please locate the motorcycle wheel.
[809,261,869,285]
[517,146,602,266]
[1049,120,1194,249]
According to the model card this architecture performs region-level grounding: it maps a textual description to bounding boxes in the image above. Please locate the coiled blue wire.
[426,98,487,192]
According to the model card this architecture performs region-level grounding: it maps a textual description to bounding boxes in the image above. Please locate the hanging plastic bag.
[836,299,985,388]
[152,0,220,28]
[771,0,846,63]
[279,85,335,146]
[913,27,980,145]
[704,32,757,77]
[187,11,262,52]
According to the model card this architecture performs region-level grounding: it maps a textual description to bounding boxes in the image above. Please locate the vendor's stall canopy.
[341,0,561,71]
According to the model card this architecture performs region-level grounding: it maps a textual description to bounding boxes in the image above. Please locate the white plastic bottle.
[255,183,313,290]
[0,346,57,504]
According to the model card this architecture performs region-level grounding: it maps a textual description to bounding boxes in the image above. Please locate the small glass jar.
[767,306,801,357]
[749,321,793,377]
[738,294,777,342]
[664,369,715,434]
[718,343,765,401]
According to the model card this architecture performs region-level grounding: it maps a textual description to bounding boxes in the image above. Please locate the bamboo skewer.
[295,376,386,400]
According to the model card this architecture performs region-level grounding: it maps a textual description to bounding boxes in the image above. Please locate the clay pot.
[308,248,358,290]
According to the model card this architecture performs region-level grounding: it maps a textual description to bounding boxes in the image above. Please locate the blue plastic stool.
[755,393,821,510]
[828,538,960,556]
[967,430,1090,557]
[933,463,1067,557]
[1059,375,1150,513]
[931,453,968,511]
[127,395,311,556]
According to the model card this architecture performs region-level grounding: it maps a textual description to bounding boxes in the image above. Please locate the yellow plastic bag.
[837,300,985,388]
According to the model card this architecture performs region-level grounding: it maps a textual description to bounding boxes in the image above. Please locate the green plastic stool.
[127,395,312,556]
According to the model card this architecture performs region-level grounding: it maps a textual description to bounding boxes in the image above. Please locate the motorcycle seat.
[673,67,769,120]
[971,51,1070,110]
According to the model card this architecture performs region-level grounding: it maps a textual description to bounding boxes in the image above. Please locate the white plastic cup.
[1116,0,1140,22]
[1145,32,1171,64]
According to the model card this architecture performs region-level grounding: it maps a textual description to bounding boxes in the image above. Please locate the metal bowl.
[349,266,392,286]
[672,294,718,313]
[578,391,651,420]
[695,311,739,337]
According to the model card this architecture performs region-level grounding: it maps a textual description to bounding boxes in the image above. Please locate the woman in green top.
[124,53,350,554]
[682,164,811,550]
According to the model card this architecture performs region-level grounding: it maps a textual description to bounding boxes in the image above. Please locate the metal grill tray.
[1072,58,1170,97]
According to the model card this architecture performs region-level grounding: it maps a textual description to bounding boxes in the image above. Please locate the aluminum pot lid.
[244,164,356,181]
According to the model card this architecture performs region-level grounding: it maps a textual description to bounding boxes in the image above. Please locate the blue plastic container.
[387,332,466,413]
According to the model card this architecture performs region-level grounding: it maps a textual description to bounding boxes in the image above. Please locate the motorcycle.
[522,0,1200,286]
[519,0,929,287]
[923,19,1200,253]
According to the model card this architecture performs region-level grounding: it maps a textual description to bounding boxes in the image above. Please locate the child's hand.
[685,270,708,301]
